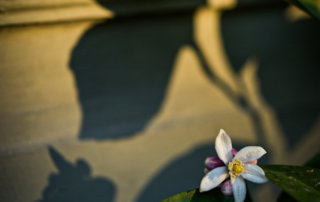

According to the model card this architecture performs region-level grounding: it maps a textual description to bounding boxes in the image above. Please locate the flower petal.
[231,176,246,202]
[215,129,233,165]
[234,146,266,163]
[241,164,268,183]
[200,166,228,192]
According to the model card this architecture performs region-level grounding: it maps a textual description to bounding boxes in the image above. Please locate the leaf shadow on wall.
[36,147,116,202]
[220,5,320,148]
[69,12,197,140]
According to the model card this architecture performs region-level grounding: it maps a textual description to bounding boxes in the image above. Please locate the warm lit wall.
[0,0,319,202]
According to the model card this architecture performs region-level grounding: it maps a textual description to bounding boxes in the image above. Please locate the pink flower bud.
[232,148,237,156]
[221,180,233,196]
[204,156,224,171]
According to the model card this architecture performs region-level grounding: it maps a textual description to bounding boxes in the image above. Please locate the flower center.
[228,159,244,176]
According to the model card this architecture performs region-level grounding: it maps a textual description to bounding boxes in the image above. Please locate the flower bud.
[221,180,233,196]
[204,156,224,171]
[232,148,237,156]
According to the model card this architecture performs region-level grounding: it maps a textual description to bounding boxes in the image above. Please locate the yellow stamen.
[228,159,244,176]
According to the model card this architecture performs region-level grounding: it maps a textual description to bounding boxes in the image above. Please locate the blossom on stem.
[200,129,268,202]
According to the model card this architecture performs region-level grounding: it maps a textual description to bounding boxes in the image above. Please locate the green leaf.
[285,0,320,20]
[277,152,320,202]
[262,165,320,202]
[304,152,320,169]
[161,188,233,202]
[161,187,252,202]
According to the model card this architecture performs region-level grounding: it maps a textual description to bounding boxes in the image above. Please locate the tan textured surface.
[0,22,93,149]
[0,1,113,26]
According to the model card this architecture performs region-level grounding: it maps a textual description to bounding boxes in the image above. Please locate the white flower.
[200,129,268,202]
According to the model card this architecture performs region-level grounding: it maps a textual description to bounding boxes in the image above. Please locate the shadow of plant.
[135,144,212,202]
[70,13,195,140]
[221,5,320,148]
[36,147,116,202]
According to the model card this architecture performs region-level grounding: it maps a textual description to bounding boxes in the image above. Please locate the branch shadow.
[220,5,320,148]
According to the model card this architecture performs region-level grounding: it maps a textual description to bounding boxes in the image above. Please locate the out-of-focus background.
[0,0,319,201]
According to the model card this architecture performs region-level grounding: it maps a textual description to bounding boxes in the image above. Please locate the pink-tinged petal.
[247,159,257,165]
[200,166,228,192]
[231,176,246,202]
[234,146,266,163]
[241,164,268,183]
[215,129,233,165]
